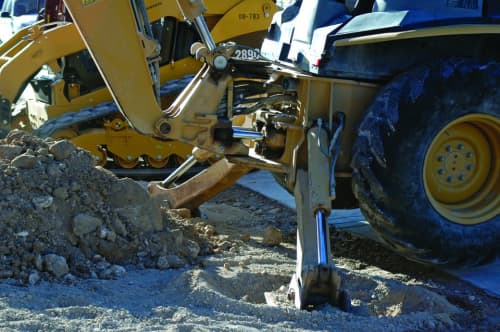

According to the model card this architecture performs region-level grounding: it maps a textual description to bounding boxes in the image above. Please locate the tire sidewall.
[364,60,500,264]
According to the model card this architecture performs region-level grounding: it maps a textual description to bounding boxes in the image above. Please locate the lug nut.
[437,168,445,175]
[446,176,453,183]
[457,143,464,150]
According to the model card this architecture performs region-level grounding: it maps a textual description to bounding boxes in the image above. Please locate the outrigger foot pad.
[288,264,351,311]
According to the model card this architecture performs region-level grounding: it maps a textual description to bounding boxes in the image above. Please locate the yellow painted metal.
[1,0,276,171]
[64,0,163,134]
[424,114,500,225]
[114,156,140,169]
[70,128,108,166]
[102,117,193,164]
[0,23,85,102]
[210,0,277,43]
[334,24,500,47]
[148,158,252,209]
[145,155,170,168]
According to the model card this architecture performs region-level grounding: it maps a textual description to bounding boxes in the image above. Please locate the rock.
[269,207,281,214]
[28,271,41,285]
[0,145,23,160]
[167,255,185,268]
[184,240,200,258]
[218,241,232,251]
[170,208,191,219]
[37,147,49,156]
[170,229,184,247]
[73,213,103,236]
[109,178,163,232]
[48,140,76,160]
[262,226,282,246]
[106,230,117,242]
[112,219,128,237]
[0,270,13,279]
[53,187,69,200]
[44,254,69,277]
[99,265,126,279]
[240,233,251,242]
[33,254,43,271]
[157,255,170,269]
[204,225,216,236]
[11,154,37,169]
[32,195,54,209]
[96,261,111,271]
[436,313,454,326]
[63,273,78,284]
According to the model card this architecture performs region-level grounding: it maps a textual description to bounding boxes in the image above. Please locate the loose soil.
[0,131,498,331]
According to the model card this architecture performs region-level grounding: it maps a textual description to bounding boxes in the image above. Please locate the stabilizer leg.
[288,126,350,310]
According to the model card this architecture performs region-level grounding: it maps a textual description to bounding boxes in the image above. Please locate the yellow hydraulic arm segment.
[63,0,162,134]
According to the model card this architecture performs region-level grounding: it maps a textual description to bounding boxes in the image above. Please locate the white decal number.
[234,49,260,60]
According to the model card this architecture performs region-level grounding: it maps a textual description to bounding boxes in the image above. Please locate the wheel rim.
[424,114,500,224]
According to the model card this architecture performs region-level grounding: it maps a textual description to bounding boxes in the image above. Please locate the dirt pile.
[0,130,212,284]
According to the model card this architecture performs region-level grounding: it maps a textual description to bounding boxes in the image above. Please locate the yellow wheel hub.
[424,114,499,224]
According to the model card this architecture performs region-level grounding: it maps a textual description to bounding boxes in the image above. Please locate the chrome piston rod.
[160,154,197,187]
[232,127,263,140]
[316,210,329,265]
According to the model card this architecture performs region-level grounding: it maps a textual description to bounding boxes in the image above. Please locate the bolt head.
[159,122,171,135]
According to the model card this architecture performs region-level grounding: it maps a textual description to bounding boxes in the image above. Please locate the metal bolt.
[445,145,452,152]
[446,176,453,183]
[466,164,473,171]
[437,168,445,175]
[157,155,162,160]
[94,156,100,161]
[127,155,132,161]
[457,143,464,150]
[466,151,473,158]
[458,174,465,181]
[159,122,171,135]
[437,156,445,162]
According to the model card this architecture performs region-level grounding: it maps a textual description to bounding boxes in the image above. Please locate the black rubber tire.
[351,58,500,267]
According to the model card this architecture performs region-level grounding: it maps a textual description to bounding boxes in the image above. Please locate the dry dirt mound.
[0,130,212,284]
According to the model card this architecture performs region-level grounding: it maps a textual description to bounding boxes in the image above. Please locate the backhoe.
[62,0,499,309]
